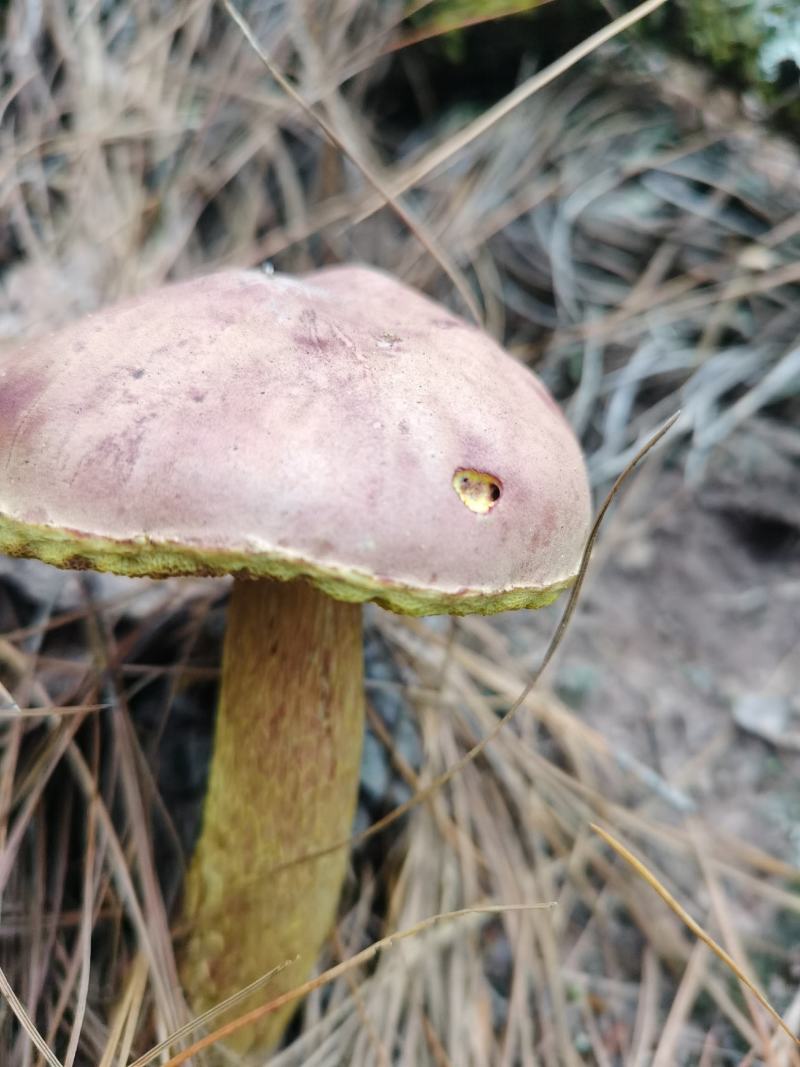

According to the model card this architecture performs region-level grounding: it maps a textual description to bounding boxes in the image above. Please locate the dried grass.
[1,1,799,1064]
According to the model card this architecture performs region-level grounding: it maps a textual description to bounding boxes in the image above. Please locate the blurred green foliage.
[679,0,800,93]
[410,0,545,23]
[403,0,799,125]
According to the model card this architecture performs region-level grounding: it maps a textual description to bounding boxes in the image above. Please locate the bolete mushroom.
[0,266,591,1051]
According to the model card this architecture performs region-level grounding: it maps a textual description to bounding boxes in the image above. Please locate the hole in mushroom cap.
[452,468,503,514]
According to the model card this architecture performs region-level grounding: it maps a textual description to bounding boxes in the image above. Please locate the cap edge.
[0,512,576,617]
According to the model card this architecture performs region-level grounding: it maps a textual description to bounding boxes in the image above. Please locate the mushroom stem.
[180,578,364,1052]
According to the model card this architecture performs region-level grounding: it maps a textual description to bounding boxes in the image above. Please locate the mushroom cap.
[0,267,590,615]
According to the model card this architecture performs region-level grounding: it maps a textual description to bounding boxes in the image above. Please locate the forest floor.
[1,2,799,1064]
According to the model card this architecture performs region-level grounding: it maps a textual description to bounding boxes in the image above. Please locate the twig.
[0,964,64,1067]
[145,903,557,1065]
[221,0,483,326]
[591,823,800,1049]
[127,958,296,1067]
[357,0,672,220]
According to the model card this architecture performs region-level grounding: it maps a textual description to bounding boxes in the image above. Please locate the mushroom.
[0,266,591,1051]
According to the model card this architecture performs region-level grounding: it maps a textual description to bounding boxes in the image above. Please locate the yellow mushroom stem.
[180,579,364,1052]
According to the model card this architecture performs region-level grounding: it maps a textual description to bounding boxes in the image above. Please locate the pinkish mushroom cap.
[0,266,590,615]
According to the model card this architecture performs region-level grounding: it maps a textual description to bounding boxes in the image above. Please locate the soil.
[499,429,800,865]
